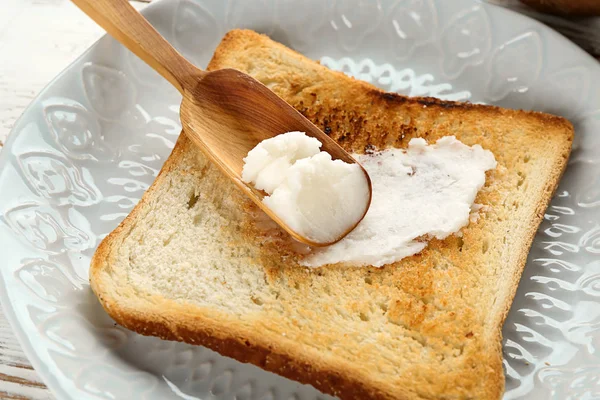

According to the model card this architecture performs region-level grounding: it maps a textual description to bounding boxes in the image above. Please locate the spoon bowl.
[72,0,372,246]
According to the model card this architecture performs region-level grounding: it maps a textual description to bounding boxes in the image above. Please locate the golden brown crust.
[98,298,403,400]
[91,29,573,400]
[494,138,571,329]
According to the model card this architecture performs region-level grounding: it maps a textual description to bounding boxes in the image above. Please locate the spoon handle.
[72,0,201,93]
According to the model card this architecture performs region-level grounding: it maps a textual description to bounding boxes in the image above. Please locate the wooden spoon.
[72,0,372,246]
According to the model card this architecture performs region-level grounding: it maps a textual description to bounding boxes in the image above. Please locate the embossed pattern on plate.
[0,0,599,399]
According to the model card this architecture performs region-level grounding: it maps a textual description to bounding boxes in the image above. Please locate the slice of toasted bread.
[90,29,573,399]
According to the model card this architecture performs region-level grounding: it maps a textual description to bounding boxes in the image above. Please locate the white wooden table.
[0,0,598,398]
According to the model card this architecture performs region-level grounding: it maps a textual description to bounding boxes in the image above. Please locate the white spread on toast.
[242,131,370,244]
[303,136,497,267]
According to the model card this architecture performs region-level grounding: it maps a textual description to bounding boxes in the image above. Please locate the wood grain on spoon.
[71,0,372,246]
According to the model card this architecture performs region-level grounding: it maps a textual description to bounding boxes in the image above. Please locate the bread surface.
[91,29,573,400]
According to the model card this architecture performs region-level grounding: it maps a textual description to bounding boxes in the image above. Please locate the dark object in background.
[520,0,600,16]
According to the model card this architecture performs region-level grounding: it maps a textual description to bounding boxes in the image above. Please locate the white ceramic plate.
[1,0,599,399]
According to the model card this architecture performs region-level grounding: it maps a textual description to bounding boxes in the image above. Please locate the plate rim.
[1,0,599,399]
[0,3,170,399]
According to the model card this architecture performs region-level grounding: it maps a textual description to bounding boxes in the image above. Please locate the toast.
[90,29,573,399]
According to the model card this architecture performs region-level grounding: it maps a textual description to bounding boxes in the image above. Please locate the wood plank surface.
[0,0,598,399]
[0,314,50,400]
